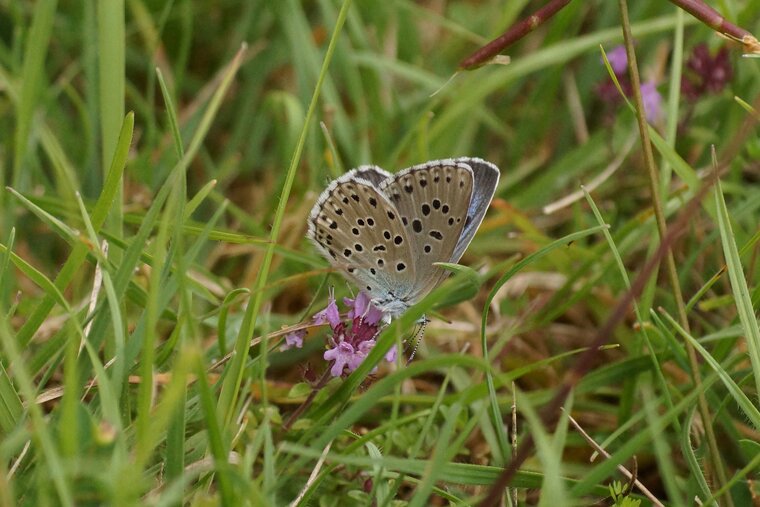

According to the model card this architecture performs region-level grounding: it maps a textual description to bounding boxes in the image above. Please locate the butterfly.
[307,157,499,318]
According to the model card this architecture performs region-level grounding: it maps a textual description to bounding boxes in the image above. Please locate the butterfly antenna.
[406,316,429,364]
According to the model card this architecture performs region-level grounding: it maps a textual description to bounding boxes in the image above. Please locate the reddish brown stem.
[459,0,571,70]
[669,0,750,40]
[283,368,333,431]
[459,0,758,71]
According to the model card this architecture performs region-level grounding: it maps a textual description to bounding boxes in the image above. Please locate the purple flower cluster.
[313,290,396,377]
[596,45,663,124]
[681,43,733,100]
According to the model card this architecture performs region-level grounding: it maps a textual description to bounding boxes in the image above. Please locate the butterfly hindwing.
[307,170,417,304]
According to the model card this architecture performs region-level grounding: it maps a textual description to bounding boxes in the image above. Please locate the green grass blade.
[659,310,760,429]
[15,112,134,348]
[217,0,354,427]
[408,403,462,507]
[714,179,760,398]
[13,0,57,188]
[97,0,125,248]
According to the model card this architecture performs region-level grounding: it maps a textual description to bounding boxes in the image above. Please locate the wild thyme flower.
[313,288,341,328]
[682,43,733,100]
[344,291,384,325]
[605,45,629,76]
[640,81,663,123]
[281,330,305,351]
[315,291,396,377]
[596,44,663,124]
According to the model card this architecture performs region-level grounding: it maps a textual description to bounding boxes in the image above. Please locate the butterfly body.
[308,158,499,317]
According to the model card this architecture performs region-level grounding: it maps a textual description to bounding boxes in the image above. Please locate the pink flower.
[596,45,663,125]
[682,43,733,100]
[281,330,305,351]
[344,291,384,325]
[385,345,398,363]
[313,288,341,328]
[317,291,392,377]
[640,81,662,123]
[605,45,628,76]
[324,341,357,377]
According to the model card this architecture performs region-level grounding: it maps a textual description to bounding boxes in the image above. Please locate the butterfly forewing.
[450,158,500,262]
[308,171,417,302]
[380,161,474,302]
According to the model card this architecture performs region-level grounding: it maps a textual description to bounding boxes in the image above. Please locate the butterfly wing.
[449,158,500,263]
[351,165,392,187]
[307,169,418,308]
[379,160,474,303]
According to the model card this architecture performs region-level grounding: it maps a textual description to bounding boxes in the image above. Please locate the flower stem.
[283,368,333,431]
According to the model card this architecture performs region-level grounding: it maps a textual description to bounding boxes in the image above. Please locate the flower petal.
[324,341,355,377]
[605,45,628,76]
[345,291,371,320]
[641,81,662,123]
[314,289,341,328]
[385,345,397,363]
[281,330,305,350]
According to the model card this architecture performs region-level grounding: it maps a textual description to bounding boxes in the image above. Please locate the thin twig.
[208,320,315,370]
[289,440,333,507]
[509,381,518,506]
[542,131,637,215]
[8,441,31,478]
[459,0,571,69]
[565,410,665,507]
[81,240,108,352]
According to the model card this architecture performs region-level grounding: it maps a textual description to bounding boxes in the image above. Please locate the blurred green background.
[1,0,760,505]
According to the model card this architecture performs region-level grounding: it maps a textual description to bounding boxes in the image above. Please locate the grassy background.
[1,0,760,505]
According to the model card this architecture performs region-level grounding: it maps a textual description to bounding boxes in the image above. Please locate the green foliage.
[1,0,759,505]
[609,480,641,507]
